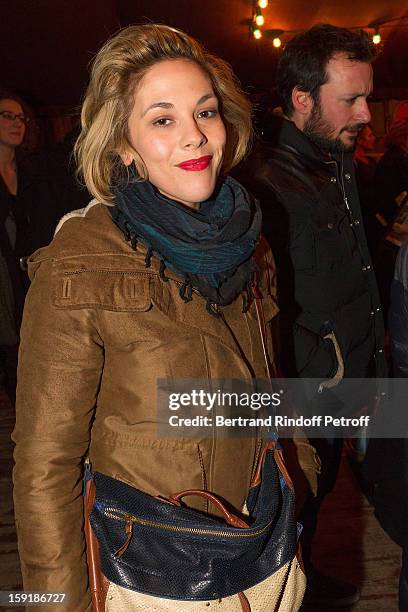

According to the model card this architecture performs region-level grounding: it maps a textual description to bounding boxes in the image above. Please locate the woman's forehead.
[0,98,23,113]
[135,59,213,107]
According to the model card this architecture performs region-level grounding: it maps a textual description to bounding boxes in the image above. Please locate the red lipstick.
[177,155,212,171]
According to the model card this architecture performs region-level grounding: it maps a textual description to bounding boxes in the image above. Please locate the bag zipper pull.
[114,514,134,558]
[82,458,93,497]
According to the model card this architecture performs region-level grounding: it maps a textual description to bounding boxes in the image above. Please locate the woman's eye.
[197,109,218,119]
[153,117,173,127]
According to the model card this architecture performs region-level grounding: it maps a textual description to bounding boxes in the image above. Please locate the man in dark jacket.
[242,24,386,606]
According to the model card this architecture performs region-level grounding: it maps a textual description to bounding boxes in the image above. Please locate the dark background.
[2,0,408,145]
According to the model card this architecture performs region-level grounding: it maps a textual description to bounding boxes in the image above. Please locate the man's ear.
[291,87,314,116]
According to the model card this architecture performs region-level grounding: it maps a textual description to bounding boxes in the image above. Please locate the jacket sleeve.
[12,259,104,612]
[251,178,337,378]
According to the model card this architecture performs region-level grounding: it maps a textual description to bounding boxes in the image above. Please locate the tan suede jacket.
[12,202,278,612]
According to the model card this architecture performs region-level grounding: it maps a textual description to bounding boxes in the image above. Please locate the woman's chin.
[159,185,217,208]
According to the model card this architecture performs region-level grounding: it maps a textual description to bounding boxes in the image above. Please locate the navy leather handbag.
[87,437,299,603]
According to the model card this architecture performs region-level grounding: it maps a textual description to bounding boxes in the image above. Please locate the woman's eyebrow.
[197,93,217,105]
[142,101,173,117]
[142,93,216,117]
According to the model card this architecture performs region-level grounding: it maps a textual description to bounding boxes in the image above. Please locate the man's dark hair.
[277,24,377,116]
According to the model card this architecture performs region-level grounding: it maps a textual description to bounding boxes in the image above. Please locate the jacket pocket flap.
[53,271,152,311]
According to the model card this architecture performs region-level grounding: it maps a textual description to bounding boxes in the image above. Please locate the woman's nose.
[181,119,207,148]
[13,116,25,127]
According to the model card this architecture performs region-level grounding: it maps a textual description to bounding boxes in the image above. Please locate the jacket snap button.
[370,310,375,316]
[327,222,334,229]
[330,176,337,183]
[344,173,351,180]
[354,220,360,225]
[378,348,383,353]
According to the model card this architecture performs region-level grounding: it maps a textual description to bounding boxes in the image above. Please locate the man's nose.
[356,100,371,124]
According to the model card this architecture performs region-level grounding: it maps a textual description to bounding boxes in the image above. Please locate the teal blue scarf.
[112,176,261,311]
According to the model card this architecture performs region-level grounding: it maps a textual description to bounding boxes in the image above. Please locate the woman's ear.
[120,149,134,167]
[291,87,313,117]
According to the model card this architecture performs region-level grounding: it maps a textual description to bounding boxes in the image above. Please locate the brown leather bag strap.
[168,489,250,528]
[252,237,278,380]
[254,290,273,381]
[238,591,251,611]
[250,438,277,488]
[84,472,109,611]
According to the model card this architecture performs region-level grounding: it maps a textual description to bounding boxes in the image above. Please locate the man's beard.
[303,98,365,154]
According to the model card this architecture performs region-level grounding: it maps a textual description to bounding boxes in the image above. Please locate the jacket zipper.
[328,155,352,216]
[338,156,351,213]
[332,155,374,263]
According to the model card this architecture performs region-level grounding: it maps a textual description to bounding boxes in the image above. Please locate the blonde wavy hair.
[75,24,252,204]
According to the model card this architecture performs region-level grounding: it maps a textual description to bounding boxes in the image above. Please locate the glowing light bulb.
[372,32,381,45]
[253,28,262,40]
[255,13,264,26]
[273,37,282,48]
[258,0,268,8]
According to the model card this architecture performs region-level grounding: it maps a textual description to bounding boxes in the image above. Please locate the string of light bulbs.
[249,2,408,49]
[251,0,282,47]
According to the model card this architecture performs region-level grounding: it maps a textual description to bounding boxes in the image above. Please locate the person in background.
[374,118,408,225]
[22,125,90,253]
[365,238,408,612]
[370,118,408,314]
[355,124,376,173]
[354,124,384,261]
[0,90,31,402]
[241,24,386,607]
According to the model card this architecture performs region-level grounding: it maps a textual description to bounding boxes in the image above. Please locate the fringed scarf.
[111,176,261,313]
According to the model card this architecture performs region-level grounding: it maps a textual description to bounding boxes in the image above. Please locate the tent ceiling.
[3,0,408,106]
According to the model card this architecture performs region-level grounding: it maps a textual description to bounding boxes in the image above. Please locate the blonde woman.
[13,25,305,611]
